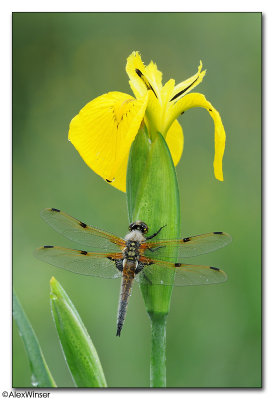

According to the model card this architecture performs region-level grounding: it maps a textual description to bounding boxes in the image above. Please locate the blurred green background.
[12,13,261,387]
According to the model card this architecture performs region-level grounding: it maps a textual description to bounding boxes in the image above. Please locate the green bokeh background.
[12,12,261,387]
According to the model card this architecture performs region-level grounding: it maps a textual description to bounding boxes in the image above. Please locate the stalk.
[149,312,167,387]
[126,126,181,387]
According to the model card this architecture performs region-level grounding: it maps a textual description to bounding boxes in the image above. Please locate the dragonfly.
[35,208,232,336]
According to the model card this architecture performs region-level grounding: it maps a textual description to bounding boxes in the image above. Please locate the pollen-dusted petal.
[170,61,206,102]
[68,91,148,190]
[167,93,226,181]
[165,120,184,167]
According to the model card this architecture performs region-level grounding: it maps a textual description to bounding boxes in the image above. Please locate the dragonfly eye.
[128,221,149,233]
[141,222,149,233]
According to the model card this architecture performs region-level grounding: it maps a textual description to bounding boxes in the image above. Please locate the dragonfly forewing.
[40,208,125,252]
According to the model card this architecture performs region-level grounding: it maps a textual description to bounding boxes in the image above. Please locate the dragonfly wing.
[40,208,124,252]
[136,259,227,287]
[35,246,123,279]
[145,232,232,260]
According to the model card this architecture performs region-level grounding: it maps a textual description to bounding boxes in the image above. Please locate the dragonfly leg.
[142,272,152,285]
[147,245,166,253]
[136,262,154,284]
[114,259,123,272]
[146,224,167,240]
[135,262,145,274]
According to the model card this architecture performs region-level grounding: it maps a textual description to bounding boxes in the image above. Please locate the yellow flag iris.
[69,51,226,192]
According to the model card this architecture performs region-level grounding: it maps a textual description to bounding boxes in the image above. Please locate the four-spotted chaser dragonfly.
[35,208,232,336]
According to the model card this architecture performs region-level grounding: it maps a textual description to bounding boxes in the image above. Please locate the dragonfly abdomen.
[116,261,136,337]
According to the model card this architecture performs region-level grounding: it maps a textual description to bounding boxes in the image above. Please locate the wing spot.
[183,237,190,242]
[213,232,223,235]
[80,250,88,255]
[44,245,54,248]
[79,221,87,228]
[51,208,60,212]
[210,266,220,271]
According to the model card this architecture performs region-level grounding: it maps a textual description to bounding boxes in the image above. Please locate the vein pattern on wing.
[34,246,122,279]
[137,257,227,286]
[144,232,232,260]
[40,208,124,252]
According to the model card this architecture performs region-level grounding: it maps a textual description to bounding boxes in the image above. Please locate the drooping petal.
[107,152,128,192]
[165,120,184,167]
[69,91,148,191]
[170,61,206,102]
[167,93,226,181]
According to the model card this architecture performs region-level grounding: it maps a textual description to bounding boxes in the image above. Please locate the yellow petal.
[160,79,175,134]
[170,61,206,102]
[126,51,148,99]
[144,60,163,95]
[161,79,175,108]
[144,90,162,135]
[107,152,128,192]
[165,120,184,167]
[126,51,161,100]
[68,91,148,191]
[167,93,226,181]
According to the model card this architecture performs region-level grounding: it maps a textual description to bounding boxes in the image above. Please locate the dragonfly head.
[128,221,149,234]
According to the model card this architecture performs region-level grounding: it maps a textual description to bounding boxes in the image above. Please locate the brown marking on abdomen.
[116,261,136,336]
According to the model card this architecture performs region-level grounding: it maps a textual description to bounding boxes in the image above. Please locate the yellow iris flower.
[69,51,226,192]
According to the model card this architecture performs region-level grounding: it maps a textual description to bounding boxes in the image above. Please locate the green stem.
[149,312,167,387]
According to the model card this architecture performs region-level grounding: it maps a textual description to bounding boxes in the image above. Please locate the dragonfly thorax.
[123,239,141,262]
[124,229,145,243]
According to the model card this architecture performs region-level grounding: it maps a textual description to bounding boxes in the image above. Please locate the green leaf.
[127,128,181,315]
[13,291,57,388]
[50,277,107,387]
